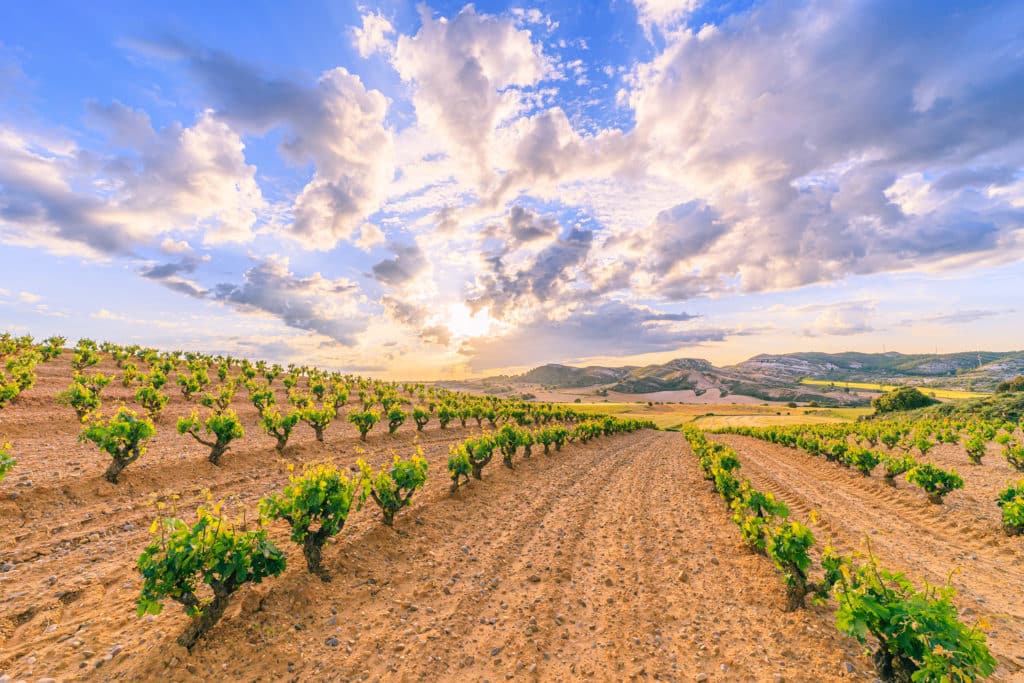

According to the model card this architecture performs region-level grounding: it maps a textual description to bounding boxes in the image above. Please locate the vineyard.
[0,334,1022,681]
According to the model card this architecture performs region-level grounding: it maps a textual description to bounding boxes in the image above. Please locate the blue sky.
[1,0,1022,378]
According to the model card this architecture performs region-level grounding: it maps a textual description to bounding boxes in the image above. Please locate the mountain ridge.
[483,350,1024,404]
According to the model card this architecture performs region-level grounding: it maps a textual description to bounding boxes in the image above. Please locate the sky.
[0,0,1022,379]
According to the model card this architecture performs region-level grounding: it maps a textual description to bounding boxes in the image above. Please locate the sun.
[444,304,495,340]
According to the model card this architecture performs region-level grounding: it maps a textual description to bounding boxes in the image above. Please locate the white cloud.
[392,5,552,184]
[0,111,264,256]
[353,9,395,58]
[806,301,876,337]
[211,255,369,345]
[632,0,702,33]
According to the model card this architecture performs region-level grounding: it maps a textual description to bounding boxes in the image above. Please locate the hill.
[483,350,1024,405]
[733,351,1024,390]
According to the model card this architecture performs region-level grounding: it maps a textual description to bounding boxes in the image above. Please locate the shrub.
[249,384,276,414]
[357,453,428,526]
[846,447,881,476]
[535,427,555,454]
[57,375,110,420]
[712,466,742,503]
[347,409,379,441]
[550,425,569,451]
[387,406,407,435]
[288,389,313,409]
[463,434,496,480]
[178,368,210,401]
[301,403,335,442]
[71,340,100,372]
[447,445,472,493]
[437,404,454,429]
[260,408,300,453]
[0,374,21,408]
[80,407,156,483]
[413,406,431,431]
[906,463,964,504]
[136,506,287,649]
[964,434,987,464]
[136,385,169,421]
[0,443,15,482]
[881,454,916,485]
[1005,441,1024,471]
[997,482,1024,536]
[494,424,521,469]
[765,521,815,611]
[872,387,937,414]
[996,375,1024,393]
[260,463,355,579]
[39,335,66,361]
[731,484,790,554]
[833,552,996,681]
[145,369,168,390]
[200,381,236,413]
[6,352,39,392]
[121,362,139,387]
[178,409,244,465]
[520,429,535,458]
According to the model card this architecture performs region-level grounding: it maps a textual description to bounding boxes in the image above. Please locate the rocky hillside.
[731,351,1024,391]
[516,363,635,388]
[497,350,1024,404]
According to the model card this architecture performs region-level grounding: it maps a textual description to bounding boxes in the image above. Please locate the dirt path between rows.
[715,434,1024,682]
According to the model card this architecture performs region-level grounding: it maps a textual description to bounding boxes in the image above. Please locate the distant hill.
[492,350,1024,405]
[731,351,1024,390]
[517,363,635,388]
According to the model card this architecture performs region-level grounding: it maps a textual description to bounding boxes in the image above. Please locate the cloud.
[461,300,723,370]
[500,205,562,244]
[617,0,1024,299]
[137,39,393,250]
[380,295,453,347]
[139,256,209,298]
[616,200,727,278]
[371,240,429,285]
[210,256,368,345]
[139,254,210,281]
[919,309,1006,325]
[805,302,876,337]
[392,5,551,182]
[632,0,702,33]
[470,218,594,318]
[0,110,263,256]
[112,110,264,246]
[353,9,395,58]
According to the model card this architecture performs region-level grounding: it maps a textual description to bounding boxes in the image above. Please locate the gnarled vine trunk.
[177,586,233,650]
[208,443,229,465]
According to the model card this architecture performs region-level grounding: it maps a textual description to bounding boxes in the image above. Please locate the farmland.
[570,401,872,430]
[800,378,989,400]
[0,335,1022,682]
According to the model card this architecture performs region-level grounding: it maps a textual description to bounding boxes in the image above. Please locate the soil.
[713,434,1024,682]
[0,354,945,681]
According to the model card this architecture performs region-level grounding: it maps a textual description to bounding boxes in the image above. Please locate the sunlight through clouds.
[0,1,1022,377]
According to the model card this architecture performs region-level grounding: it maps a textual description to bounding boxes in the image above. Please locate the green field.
[799,378,988,400]
[566,402,873,430]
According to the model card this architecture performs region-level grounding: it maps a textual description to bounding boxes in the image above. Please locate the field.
[800,378,989,400]
[570,401,872,430]
[0,338,1022,682]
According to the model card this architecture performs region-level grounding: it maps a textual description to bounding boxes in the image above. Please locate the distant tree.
[996,375,1024,393]
[872,387,938,414]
